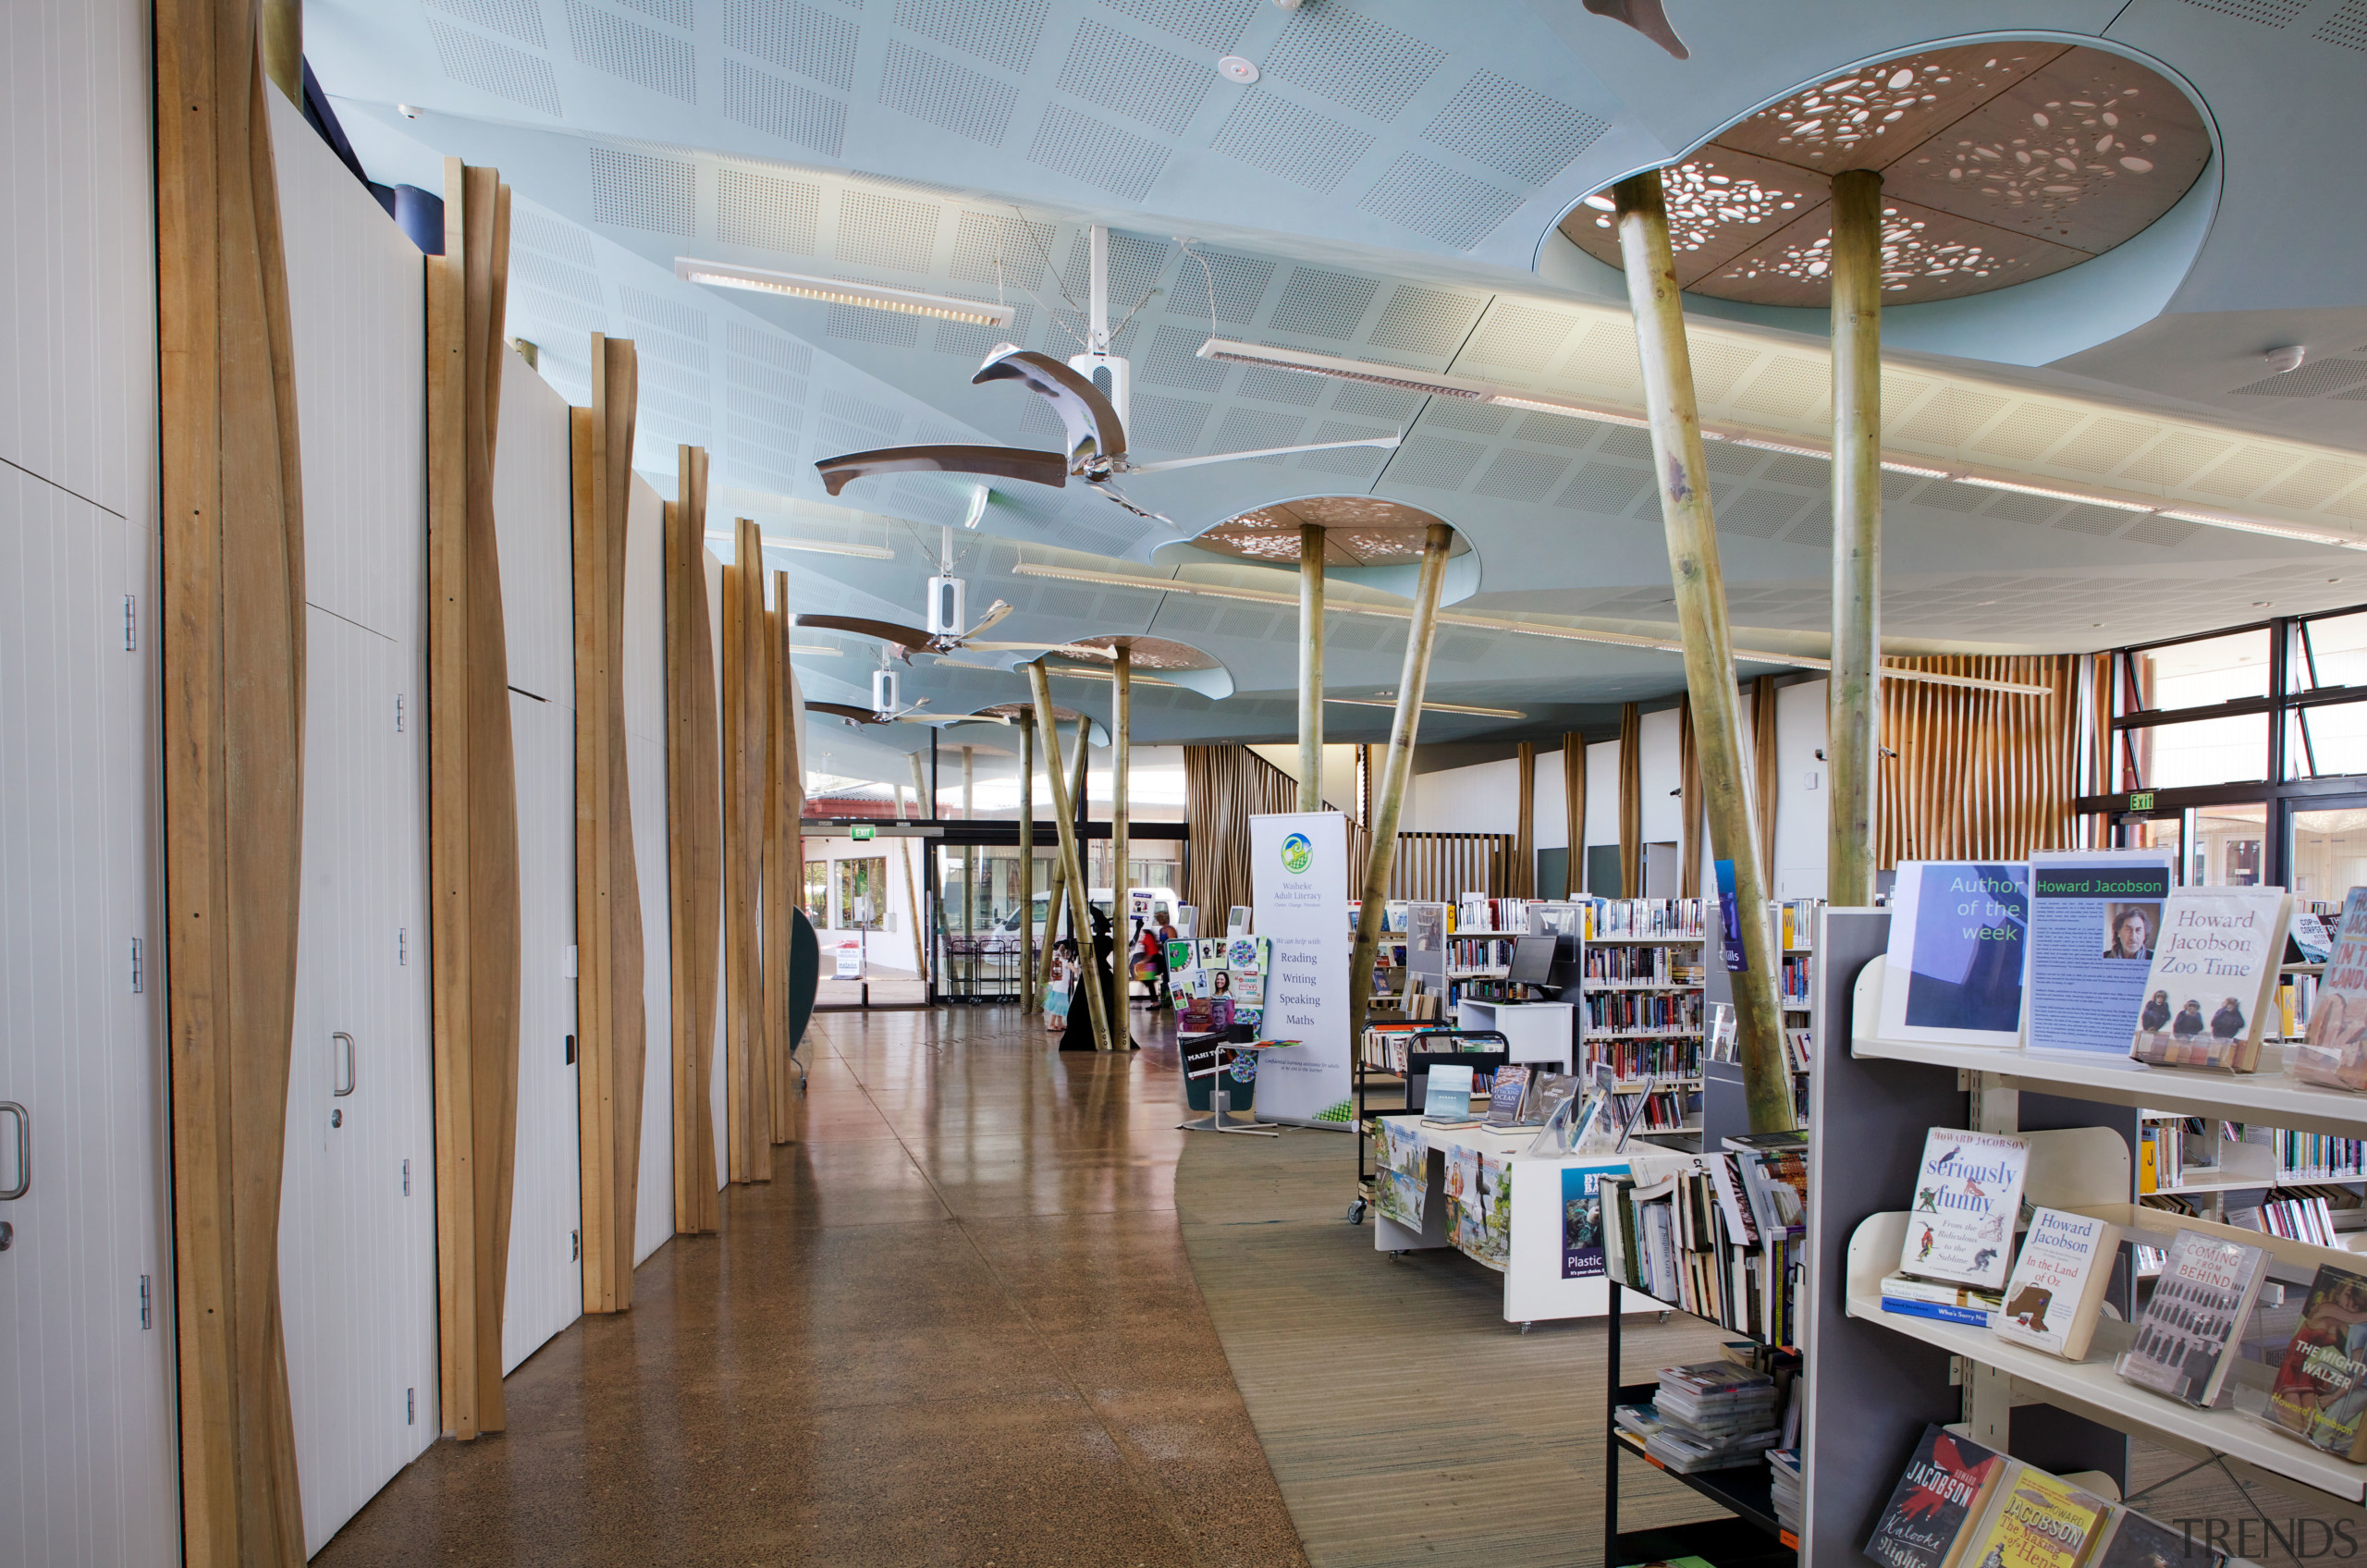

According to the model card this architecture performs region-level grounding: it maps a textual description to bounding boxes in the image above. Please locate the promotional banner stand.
[1249,812,1354,1128]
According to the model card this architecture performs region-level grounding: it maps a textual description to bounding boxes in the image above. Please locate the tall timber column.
[1348,523,1453,1040]
[1029,667,1114,1051]
[1613,169,1794,1133]
[720,518,770,1180]
[1110,645,1133,1041]
[1298,523,1325,812]
[1828,168,1884,906]
[1019,710,1036,1011]
[1036,723,1090,999]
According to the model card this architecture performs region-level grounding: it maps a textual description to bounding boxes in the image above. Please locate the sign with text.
[1248,812,1352,1126]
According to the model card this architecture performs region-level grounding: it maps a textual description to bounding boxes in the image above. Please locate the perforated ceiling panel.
[2177,0,2306,23]
[835,190,942,272]
[1057,18,1211,138]
[723,59,850,157]
[587,146,696,234]
[1269,268,1379,339]
[949,211,1057,289]
[2320,0,2367,46]
[1366,285,1483,359]
[725,0,861,92]
[1462,301,1576,374]
[1422,71,1605,186]
[877,40,1018,144]
[427,18,565,115]
[894,0,1049,74]
[617,0,693,27]
[1127,393,1212,452]
[1208,91,1374,194]
[1097,0,1259,53]
[829,303,923,346]
[566,0,696,102]
[1027,103,1171,200]
[1166,250,1274,324]
[1265,4,1444,120]
[423,0,546,47]
[1358,153,1521,251]
[717,165,823,252]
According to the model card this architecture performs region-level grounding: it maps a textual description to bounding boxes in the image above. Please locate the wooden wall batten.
[1677,696,1702,900]
[663,449,722,1232]
[424,155,521,1439]
[570,335,646,1312]
[1617,704,1642,898]
[1876,654,2079,866]
[720,517,771,1180]
[766,568,803,1137]
[1512,741,1536,898]
[1563,732,1586,894]
[1752,677,1781,889]
[156,0,310,1554]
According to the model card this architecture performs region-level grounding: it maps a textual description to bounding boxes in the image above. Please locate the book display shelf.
[1584,899,1711,1133]
[1797,906,2367,1568]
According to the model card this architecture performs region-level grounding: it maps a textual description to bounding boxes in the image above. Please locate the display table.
[1368,1113,1645,1325]
[1452,998,1576,1068]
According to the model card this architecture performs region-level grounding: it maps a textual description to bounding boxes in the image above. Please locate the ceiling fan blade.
[973,348,1126,469]
[805,701,882,725]
[791,613,933,650]
[1582,0,1689,59]
[1088,482,1176,526]
[962,640,1097,652]
[1120,434,1403,475]
[959,599,1015,640]
[816,444,1070,496]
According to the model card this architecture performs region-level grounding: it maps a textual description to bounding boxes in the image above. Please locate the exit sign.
[851,825,876,840]
[2128,792,2154,812]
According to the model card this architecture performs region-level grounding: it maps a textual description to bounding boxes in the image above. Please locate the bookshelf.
[1582,899,1709,1133]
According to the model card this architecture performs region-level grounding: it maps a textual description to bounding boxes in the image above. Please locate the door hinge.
[407,1387,416,1426]
[394,693,406,733]
[398,926,408,967]
[129,937,143,994]
[139,1273,152,1329]
[571,1230,581,1261]
[402,1158,412,1197]
[123,594,136,652]
[565,1033,577,1066]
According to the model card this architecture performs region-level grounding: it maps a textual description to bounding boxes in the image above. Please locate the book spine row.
[1447,937,1515,972]
[1779,954,1814,1005]
[1612,1089,1695,1131]
[1782,1028,1813,1074]
[1592,899,1709,939]
[1589,1036,1702,1084]
[1581,945,1674,983]
[2250,1194,2336,1246]
[2275,1131,2367,1181]
[1778,899,1820,951]
[1603,1169,1800,1345]
[1454,897,1534,933]
[1584,991,1702,1036]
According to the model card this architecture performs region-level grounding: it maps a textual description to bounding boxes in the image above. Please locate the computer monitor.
[1508,934,1560,987]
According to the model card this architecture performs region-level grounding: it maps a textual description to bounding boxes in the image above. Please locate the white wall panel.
[1639,707,1682,844]
[1584,740,1618,852]
[0,469,176,1568]
[622,477,674,1265]
[1535,749,1567,852]
[273,86,439,1552]
[1775,678,1831,901]
[0,0,156,521]
[1404,757,1520,836]
[497,363,583,1371]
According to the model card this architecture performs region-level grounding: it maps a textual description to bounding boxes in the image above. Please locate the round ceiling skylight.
[1560,43,2211,307]
[1196,496,1468,566]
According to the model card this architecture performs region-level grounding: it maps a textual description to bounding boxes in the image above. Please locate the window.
[804,859,828,919]
[836,856,889,929]
[2118,712,2267,792]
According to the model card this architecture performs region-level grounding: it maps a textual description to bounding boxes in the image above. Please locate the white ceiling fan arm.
[1119,433,1403,474]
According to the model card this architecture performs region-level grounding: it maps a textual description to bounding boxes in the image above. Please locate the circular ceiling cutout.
[1036,635,1220,673]
[1559,43,2210,307]
[1196,496,1467,566]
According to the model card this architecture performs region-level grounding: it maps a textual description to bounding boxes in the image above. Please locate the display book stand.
[1794,907,2367,1568]
[1178,1038,1284,1136]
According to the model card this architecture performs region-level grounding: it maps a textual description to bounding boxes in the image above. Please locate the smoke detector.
[2264,345,2307,375]
[1218,55,1259,83]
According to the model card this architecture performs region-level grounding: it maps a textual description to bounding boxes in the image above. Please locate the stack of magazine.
[1643,1362,1782,1473]
[1766,1447,1801,1536]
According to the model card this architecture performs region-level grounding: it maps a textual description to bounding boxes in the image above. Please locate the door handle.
[332,1033,356,1097]
[0,1102,26,1200]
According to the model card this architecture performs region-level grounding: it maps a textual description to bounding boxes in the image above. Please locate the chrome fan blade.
[1119,434,1402,474]
[815,443,1070,496]
[973,348,1126,469]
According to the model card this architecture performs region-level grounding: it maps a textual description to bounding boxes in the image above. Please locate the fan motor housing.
[926,575,965,638]
[872,668,900,716]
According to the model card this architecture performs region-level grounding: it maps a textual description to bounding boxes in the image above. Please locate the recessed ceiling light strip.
[1196,337,2367,552]
[1327,695,1527,719]
[1009,562,2048,694]
[708,529,896,561]
[676,257,1015,327]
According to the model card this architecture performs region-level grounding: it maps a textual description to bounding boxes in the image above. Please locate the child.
[1045,938,1078,1034]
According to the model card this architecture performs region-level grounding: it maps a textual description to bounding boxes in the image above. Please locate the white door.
[0,468,179,1564]
[281,607,438,1553]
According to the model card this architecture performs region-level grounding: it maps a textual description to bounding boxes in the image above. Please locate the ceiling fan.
[813,225,1404,522]
[791,526,1076,665]
[804,665,1012,727]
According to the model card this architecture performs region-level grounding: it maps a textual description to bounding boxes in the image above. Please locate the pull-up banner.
[1248,812,1352,1127]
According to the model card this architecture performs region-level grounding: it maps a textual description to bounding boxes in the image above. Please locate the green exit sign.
[852,824,876,840]
[2128,792,2154,812]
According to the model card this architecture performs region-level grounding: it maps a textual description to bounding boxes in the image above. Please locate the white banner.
[1248,812,1353,1127]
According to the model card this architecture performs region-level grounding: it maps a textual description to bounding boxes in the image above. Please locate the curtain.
[1753,676,1781,891]
[1618,703,1642,897]
[1184,744,1300,927]
[1677,696,1703,900]
[1513,741,1536,897]
[1878,655,2082,865]
[1563,731,1586,894]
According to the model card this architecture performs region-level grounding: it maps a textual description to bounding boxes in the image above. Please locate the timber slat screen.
[1345,827,1515,903]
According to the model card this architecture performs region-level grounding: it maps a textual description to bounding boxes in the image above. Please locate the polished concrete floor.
[315,1006,1308,1567]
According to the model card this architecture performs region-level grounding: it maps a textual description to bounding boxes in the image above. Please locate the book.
[1882,1270,2004,1327]
[2116,1228,2270,1406]
[1880,861,2032,1047]
[2264,1261,2367,1460]
[1899,1128,2031,1292]
[1481,1064,1530,1129]
[1863,1424,2010,1568]
[2128,885,2292,1072]
[1421,1063,1475,1124]
[1954,1463,2107,1568]
[2293,887,2367,1092]
[1737,1147,1809,1240]
[1993,1207,2117,1361]
[2082,1507,2227,1568]
[2025,850,2177,1059]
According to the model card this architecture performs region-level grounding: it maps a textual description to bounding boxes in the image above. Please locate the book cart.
[1803,907,2367,1568]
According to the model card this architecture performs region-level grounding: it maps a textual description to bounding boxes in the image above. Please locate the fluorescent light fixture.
[1879,459,1956,480]
[2155,509,2367,551]
[709,529,894,561]
[1328,695,1527,719]
[675,257,1014,327]
[1045,664,1183,688]
[1953,474,2152,512]
[1008,562,2053,694]
[790,643,841,655]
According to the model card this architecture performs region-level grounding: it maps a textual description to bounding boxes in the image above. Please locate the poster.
[2025,849,2177,1058]
[1716,858,1747,972]
[1560,1160,1628,1280]
[1249,812,1353,1125]
[1877,861,2030,1047]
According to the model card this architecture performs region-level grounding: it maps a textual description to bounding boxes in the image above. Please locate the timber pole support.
[1298,523,1325,812]
[1828,168,1883,907]
[1348,523,1453,1042]
[1110,646,1132,1044]
[1019,711,1036,1012]
[1613,169,1795,1134]
[1029,666,1115,1050]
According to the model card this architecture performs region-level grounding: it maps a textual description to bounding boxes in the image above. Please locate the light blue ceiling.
[307,0,2367,786]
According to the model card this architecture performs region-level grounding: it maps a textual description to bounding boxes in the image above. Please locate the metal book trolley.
[1349,1026,1510,1222]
